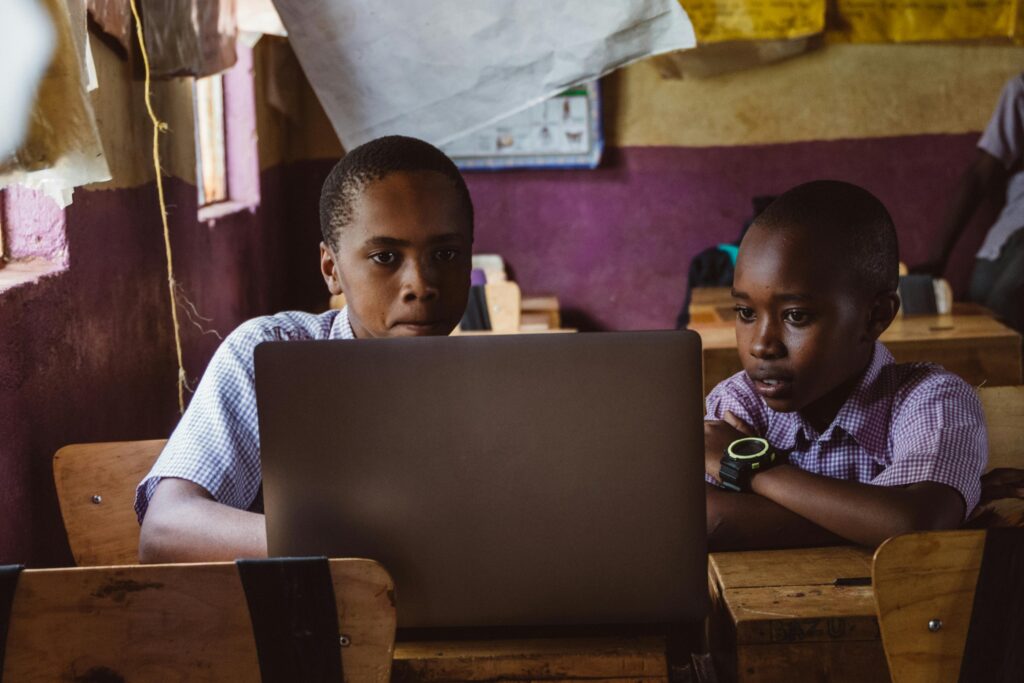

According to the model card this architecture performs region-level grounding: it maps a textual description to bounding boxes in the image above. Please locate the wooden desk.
[693,313,1023,395]
[707,546,888,683]
[393,636,669,682]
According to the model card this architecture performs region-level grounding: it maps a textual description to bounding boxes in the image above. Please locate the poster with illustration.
[442,82,603,170]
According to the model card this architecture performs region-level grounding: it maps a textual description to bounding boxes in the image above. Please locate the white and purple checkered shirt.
[134,308,355,522]
[705,342,988,516]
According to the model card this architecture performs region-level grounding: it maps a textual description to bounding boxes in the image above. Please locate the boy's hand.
[704,411,757,483]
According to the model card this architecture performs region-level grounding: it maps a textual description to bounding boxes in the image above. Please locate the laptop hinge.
[0,564,24,683]
[236,556,344,683]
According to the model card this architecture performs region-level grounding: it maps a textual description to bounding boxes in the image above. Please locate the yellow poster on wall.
[832,0,1017,42]
[679,0,825,43]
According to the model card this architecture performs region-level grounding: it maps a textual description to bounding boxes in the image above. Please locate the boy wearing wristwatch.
[703,181,987,551]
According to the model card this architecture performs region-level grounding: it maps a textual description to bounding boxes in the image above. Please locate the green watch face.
[727,437,769,460]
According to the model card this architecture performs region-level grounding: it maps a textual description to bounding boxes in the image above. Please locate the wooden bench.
[0,558,396,681]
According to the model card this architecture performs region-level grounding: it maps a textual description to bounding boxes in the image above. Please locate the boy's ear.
[864,290,900,341]
[320,242,344,295]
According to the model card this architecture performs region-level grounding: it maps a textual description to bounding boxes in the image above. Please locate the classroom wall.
[0,37,324,566]
[287,43,1024,330]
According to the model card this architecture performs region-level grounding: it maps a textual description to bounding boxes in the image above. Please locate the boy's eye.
[734,305,755,323]
[371,252,397,265]
[434,249,459,262]
[783,309,812,325]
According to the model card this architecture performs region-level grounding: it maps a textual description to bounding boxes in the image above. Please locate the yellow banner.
[833,0,1017,42]
[679,0,826,43]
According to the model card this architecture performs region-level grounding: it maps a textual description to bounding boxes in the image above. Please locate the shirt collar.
[767,341,893,456]
[329,306,356,340]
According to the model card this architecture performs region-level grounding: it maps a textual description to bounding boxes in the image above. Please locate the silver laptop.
[255,331,707,629]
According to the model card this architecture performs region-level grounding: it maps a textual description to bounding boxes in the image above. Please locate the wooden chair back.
[873,530,985,682]
[1,559,395,681]
[484,280,522,333]
[978,385,1024,471]
[53,440,166,566]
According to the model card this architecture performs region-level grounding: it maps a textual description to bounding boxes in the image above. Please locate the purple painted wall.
[289,133,994,331]
[0,166,327,566]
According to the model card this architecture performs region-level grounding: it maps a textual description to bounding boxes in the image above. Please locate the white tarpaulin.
[271,1,696,148]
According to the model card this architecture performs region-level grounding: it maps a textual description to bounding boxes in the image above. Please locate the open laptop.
[255,331,707,629]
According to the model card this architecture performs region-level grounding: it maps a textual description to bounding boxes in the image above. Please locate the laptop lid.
[256,330,707,628]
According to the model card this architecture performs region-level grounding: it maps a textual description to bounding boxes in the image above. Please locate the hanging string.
[128,0,187,414]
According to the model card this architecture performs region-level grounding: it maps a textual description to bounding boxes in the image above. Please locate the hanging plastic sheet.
[140,0,238,78]
[271,0,697,149]
[679,0,825,43]
[0,0,55,157]
[0,0,110,207]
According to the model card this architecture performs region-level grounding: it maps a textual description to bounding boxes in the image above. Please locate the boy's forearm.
[705,484,846,552]
[749,465,963,547]
[139,478,268,563]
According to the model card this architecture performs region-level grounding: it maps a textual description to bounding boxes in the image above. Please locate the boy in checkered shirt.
[136,136,474,562]
[703,180,987,550]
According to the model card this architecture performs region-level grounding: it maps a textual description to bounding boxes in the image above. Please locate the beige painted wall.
[605,44,1024,147]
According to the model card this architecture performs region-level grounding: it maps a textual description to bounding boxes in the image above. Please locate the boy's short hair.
[754,180,899,295]
[319,135,474,249]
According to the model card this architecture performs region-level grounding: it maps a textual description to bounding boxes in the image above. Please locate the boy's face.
[320,170,472,338]
[731,223,895,428]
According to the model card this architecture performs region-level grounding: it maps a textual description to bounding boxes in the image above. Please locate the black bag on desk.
[460,285,492,331]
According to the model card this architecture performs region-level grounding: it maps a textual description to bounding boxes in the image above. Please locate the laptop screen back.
[256,331,707,628]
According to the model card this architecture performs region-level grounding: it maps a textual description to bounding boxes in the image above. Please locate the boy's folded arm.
[139,478,268,563]
[748,465,965,547]
[706,483,845,551]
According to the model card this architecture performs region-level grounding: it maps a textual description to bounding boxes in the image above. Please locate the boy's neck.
[798,348,875,435]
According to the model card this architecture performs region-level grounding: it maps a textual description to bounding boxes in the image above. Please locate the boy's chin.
[761,395,802,413]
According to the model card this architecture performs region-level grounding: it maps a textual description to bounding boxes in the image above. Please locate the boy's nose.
[401,260,439,302]
[749,319,784,359]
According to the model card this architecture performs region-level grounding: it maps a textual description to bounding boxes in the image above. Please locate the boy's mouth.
[751,373,794,400]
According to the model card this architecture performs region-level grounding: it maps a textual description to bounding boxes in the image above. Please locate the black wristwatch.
[719,437,778,492]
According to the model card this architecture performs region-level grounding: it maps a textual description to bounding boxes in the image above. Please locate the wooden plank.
[709,546,873,591]
[393,637,668,682]
[978,385,1024,471]
[725,585,878,644]
[522,295,562,330]
[734,641,889,683]
[3,559,396,682]
[52,440,166,566]
[708,547,886,682]
[872,531,985,683]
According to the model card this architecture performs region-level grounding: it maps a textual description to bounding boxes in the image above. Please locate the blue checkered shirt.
[705,342,988,516]
[134,308,355,521]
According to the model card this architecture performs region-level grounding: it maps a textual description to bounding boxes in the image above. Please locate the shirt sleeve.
[703,373,767,484]
[134,320,267,522]
[871,371,988,518]
[979,75,1024,170]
